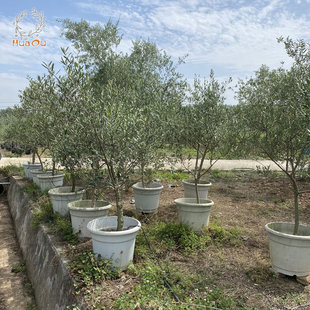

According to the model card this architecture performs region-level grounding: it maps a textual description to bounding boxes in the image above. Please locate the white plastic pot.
[87,216,141,270]
[132,182,163,213]
[31,170,51,186]
[174,197,214,232]
[48,186,85,216]
[265,222,310,276]
[68,200,112,238]
[23,162,41,179]
[182,179,212,199]
[37,173,65,191]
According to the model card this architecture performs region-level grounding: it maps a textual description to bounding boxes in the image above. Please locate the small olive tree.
[238,48,310,234]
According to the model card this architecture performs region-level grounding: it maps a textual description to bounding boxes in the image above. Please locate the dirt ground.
[0,194,36,310]
[65,171,310,310]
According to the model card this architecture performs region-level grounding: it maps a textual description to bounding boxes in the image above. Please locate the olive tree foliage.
[6,75,58,166]
[59,19,187,231]
[238,50,310,234]
[175,71,231,203]
[42,50,92,191]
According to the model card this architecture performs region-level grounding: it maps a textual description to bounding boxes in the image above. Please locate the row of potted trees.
[7,21,310,277]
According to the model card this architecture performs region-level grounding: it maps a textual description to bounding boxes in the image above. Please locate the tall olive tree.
[238,59,310,234]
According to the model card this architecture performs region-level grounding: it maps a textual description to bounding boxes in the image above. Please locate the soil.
[68,171,310,310]
[0,194,36,310]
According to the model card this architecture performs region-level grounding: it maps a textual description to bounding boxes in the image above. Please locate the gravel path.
[0,157,284,171]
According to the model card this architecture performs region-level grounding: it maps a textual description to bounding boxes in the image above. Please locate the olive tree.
[175,71,231,203]
[238,57,310,234]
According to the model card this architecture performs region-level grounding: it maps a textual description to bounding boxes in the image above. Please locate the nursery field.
[52,170,310,310]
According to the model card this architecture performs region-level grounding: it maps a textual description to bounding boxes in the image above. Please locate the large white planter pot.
[37,173,65,191]
[174,198,214,232]
[182,179,212,199]
[132,182,163,213]
[68,200,112,238]
[48,186,85,216]
[87,216,141,270]
[23,163,41,179]
[265,222,310,276]
[31,170,51,186]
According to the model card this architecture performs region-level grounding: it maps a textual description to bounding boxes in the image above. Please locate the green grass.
[111,261,256,310]
[69,249,120,295]
[32,198,78,244]
[0,164,24,177]
[151,169,189,183]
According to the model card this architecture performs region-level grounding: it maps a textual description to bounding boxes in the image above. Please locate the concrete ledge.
[7,176,86,310]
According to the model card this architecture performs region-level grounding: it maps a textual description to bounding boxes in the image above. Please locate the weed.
[11,259,26,273]
[156,222,211,253]
[151,169,189,183]
[0,164,24,177]
[207,221,242,246]
[32,200,56,228]
[32,199,78,244]
[69,249,120,294]
[112,261,255,309]
[246,265,276,284]
[23,182,43,199]
[24,282,34,295]
[54,216,78,243]
[26,302,37,310]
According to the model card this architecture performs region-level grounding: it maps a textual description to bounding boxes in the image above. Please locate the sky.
[0,0,310,109]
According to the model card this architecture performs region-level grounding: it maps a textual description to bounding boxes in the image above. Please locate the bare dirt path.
[0,194,36,310]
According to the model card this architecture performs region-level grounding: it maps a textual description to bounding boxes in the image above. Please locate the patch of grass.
[136,221,242,261]
[0,164,24,177]
[23,182,43,199]
[207,221,242,246]
[11,259,26,273]
[246,265,277,284]
[32,200,56,228]
[26,303,38,310]
[24,282,34,295]
[112,261,255,309]
[32,200,78,244]
[156,222,211,253]
[69,249,120,295]
[151,169,189,183]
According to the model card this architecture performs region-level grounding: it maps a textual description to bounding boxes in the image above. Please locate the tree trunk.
[36,150,43,170]
[32,150,35,164]
[291,178,300,235]
[194,177,200,204]
[115,186,124,231]
[71,171,76,192]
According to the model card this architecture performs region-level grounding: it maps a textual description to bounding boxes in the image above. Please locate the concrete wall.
[7,176,86,310]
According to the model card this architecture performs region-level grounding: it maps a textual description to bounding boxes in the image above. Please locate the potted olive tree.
[238,37,310,276]
[174,71,231,231]
[60,19,142,269]
[128,40,186,214]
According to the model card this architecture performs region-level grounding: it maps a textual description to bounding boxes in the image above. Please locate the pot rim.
[48,186,85,196]
[23,162,41,167]
[182,179,212,186]
[265,222,310,240]
[133,182,163,190]
[87,216,141,236]
[68,200,111,211]
[174,197,214,207]
[37,173,65,179]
